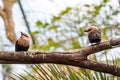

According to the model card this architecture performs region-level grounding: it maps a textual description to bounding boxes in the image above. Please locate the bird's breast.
[17,38,30,47]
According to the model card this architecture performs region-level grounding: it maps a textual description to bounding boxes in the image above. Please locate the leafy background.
[0,0,120,79]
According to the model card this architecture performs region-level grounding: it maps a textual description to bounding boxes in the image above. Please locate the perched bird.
[15,32,30,51]
[84,26,101,45]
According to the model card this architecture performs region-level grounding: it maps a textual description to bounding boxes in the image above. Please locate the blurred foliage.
[30,0,120,51]
[12,55,120,80]
[10,0,120,79]
[0,37,13,80]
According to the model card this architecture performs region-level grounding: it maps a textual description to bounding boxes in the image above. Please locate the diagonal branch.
[1,0,16,43]
[79,38,120,56]
[0,8,6,18]
[0,38,120,76]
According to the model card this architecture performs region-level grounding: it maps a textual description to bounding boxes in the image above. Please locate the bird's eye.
[88,29,92,31]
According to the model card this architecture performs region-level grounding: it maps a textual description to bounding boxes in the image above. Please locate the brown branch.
[78,38,120,56]
[0,38,120,76]
[0,0,16,43]
[0,8,6,18]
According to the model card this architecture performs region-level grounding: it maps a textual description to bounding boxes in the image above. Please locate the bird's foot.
[91,42,100,46]
[91,43,95,46]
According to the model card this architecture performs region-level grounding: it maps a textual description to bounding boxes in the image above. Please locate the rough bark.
[0,38,120,76]
[0,0,16,43]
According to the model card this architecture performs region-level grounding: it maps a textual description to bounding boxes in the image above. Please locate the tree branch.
[0,38,120,76]
[0,8,6,18]
[0,0,16,43]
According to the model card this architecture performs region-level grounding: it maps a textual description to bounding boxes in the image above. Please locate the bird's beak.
[21,32,24,35]
[84,30,88,32]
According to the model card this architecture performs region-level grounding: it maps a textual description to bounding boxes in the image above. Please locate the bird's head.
[21,32,29,38]
[84,26,99,32]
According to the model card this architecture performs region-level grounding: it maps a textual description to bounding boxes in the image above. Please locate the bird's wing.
[15,40,18,51]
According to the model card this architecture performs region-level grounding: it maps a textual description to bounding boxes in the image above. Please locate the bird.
[84,26,101,45]
[15,32,30,51]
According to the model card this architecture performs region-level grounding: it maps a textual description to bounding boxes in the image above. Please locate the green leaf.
[36,21,49,28]
[31,31,39,35]
[112,10,120,15]
[34,65,52,80]
[94,5,102,14]
[72,40,81,49]
[36,20,43,26]
[52,7,71,23]
[103,0,108,3]
[52,16,61,22]
[23,70,38,80]
[48,38,57,46]
[48,25,58,31]
[79,28,85,36]
[95,5,102,11]
[101,28,108,40]
[42,23,49,28]
[66,66,78,80]
[106,15,110,19]
[84,4,90,7]
[60,7,71,15]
